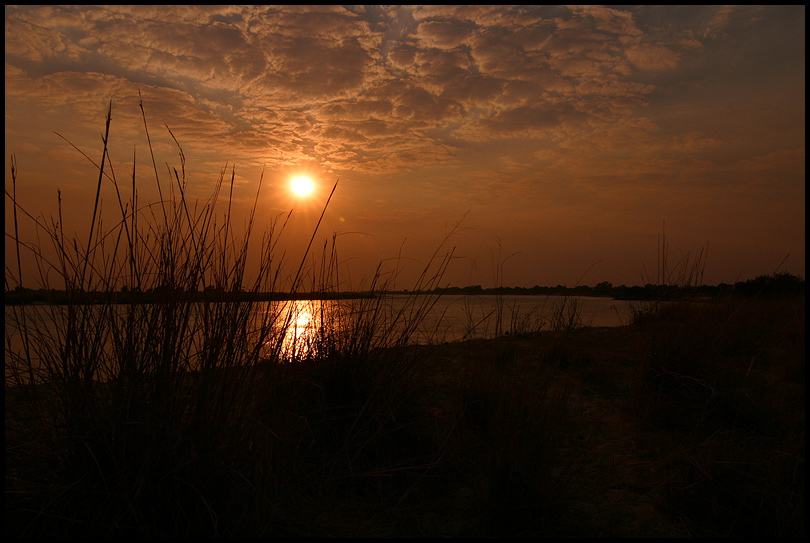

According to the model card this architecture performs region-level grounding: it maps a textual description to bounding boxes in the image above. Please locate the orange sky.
[4,5,805,290]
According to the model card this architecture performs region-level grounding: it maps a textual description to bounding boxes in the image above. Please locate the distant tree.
[737,272,805,299]
[595,281,613,295]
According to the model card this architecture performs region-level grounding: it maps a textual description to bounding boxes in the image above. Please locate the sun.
[290,175,315,197]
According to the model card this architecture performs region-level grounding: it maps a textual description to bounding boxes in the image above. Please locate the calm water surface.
[402,294,633,342]
[5,295,637,382]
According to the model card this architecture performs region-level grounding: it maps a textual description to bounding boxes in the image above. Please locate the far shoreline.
[5,272,802,306]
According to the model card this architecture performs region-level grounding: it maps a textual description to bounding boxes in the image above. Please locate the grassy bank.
[5,107,804,537]
[628,296,805,537]
[7,298,803,537]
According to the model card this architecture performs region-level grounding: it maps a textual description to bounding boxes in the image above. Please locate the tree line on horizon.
[5,272,804,306]
[419,271,805,300]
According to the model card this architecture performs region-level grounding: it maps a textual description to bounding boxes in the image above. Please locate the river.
[5,294,639,384]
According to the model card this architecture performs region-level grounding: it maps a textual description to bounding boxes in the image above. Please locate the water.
[257,294,635,354]
[400,294,634,343]
[5,295,637,383]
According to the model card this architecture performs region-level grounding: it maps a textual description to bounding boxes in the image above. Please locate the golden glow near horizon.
[290,175,315,197]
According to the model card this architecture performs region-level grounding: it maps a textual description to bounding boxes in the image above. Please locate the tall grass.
[4,103,445,536]
[628,233,805,537]
[5,104,580,537]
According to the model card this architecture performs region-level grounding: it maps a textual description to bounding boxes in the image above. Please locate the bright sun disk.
[290,175,315,197]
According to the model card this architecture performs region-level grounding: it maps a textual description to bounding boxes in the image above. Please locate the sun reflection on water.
[265,299,336,362]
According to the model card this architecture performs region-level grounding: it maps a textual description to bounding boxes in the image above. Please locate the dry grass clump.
[630,293,804,537]
[617,230,805,537]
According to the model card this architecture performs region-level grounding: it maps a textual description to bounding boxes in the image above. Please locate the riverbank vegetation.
[385,271,804,300]
[7,271,803,305]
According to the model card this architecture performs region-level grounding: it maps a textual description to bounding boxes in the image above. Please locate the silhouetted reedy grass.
[627,236,804,537]
[5,105,584,537]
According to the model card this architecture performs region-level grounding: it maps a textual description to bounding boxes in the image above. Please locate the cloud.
[703,5,736,39]
[625,44,680,71]
[3,4,791,181]
[387,44,418,70]
[416,19,474,49]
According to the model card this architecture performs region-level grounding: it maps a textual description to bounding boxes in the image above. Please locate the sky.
[4,5,805,291]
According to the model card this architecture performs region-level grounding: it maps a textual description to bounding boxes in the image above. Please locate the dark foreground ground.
[6,298,805,537]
